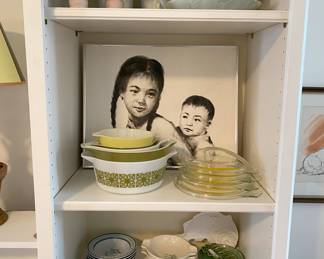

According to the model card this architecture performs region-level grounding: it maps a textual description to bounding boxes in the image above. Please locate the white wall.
[0,0,34,210]
[290,203,324,259]
[289,0,324,258]
[303,0,324,87]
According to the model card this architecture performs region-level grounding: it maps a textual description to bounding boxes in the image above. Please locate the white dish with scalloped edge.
[180,212,238,247]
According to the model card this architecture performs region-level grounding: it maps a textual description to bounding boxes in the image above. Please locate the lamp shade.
[0,23,24,85]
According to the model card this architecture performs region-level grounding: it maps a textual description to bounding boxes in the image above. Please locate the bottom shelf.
[0,211,37,249]
[56,211,273,259]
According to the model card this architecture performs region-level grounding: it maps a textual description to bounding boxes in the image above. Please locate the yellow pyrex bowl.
[93,128,155,149]
[81,140,175,162]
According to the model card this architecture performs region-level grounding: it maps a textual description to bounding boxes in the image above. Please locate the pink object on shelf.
[69,0,88,7]
[106,0,124,8]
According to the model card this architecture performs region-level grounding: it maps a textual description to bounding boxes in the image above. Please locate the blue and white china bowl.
[87,233,136,259]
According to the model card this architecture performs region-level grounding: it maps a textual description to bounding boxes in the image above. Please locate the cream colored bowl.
[93,128,155,149]
[142,235,197,259]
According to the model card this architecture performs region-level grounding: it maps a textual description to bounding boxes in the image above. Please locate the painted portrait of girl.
[110,55,192,164]
[83,45,238,166]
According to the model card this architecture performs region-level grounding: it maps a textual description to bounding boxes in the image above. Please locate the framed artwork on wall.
[83,45,239,167]
[294,88,324,202]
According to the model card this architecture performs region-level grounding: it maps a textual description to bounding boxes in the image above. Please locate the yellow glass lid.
[186,147,253,171]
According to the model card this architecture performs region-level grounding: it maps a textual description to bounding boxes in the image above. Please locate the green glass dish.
[178,173,259,190]
[198,244,245,259]
[182,169,260,183]
[186,147,256,176]
[176,176,259,193]
[184,164,257,177]
[175,177,262,200]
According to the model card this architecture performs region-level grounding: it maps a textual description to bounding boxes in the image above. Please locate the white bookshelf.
[22,0,308,258]
[0,211,37,249]
[55,169,274,213]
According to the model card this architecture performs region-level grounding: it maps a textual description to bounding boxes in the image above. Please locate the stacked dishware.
[87,233,137,259]
[82,128,176,194]
[175,147,262,199]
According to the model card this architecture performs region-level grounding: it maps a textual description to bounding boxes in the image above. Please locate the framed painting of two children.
[83,45,239,166]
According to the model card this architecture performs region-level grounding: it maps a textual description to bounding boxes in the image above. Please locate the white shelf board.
[46,8,288,34]
[0,211,37,249]
[54,168,275,213]
[0,251,37,259]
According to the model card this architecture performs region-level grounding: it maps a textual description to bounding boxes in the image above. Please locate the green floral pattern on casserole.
[95,168,165,188]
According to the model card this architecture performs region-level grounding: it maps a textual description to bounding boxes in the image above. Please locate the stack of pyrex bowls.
[175,147,262,199]
[87,233,136,259]
[81,128,176,194]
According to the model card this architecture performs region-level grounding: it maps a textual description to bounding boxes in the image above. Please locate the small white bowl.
[141,235,197,259]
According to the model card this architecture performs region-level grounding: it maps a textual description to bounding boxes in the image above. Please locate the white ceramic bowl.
[82,151,177,194]
[141,235,197,259]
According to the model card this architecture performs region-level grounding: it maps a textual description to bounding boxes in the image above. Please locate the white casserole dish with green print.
[82,151,177,194]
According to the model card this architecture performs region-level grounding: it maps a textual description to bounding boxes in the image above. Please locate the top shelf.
[46,8,288,34]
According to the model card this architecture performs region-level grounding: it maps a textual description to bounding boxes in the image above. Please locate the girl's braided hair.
[110,55,164,127]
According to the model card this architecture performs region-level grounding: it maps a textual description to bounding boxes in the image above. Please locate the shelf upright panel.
[23,0,56,258]
[272,0,309,259]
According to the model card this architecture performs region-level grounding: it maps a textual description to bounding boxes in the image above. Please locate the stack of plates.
[87,233,137,259]
[175,147,262,199]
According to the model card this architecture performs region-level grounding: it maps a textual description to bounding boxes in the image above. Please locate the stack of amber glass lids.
[175,147,262,199]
